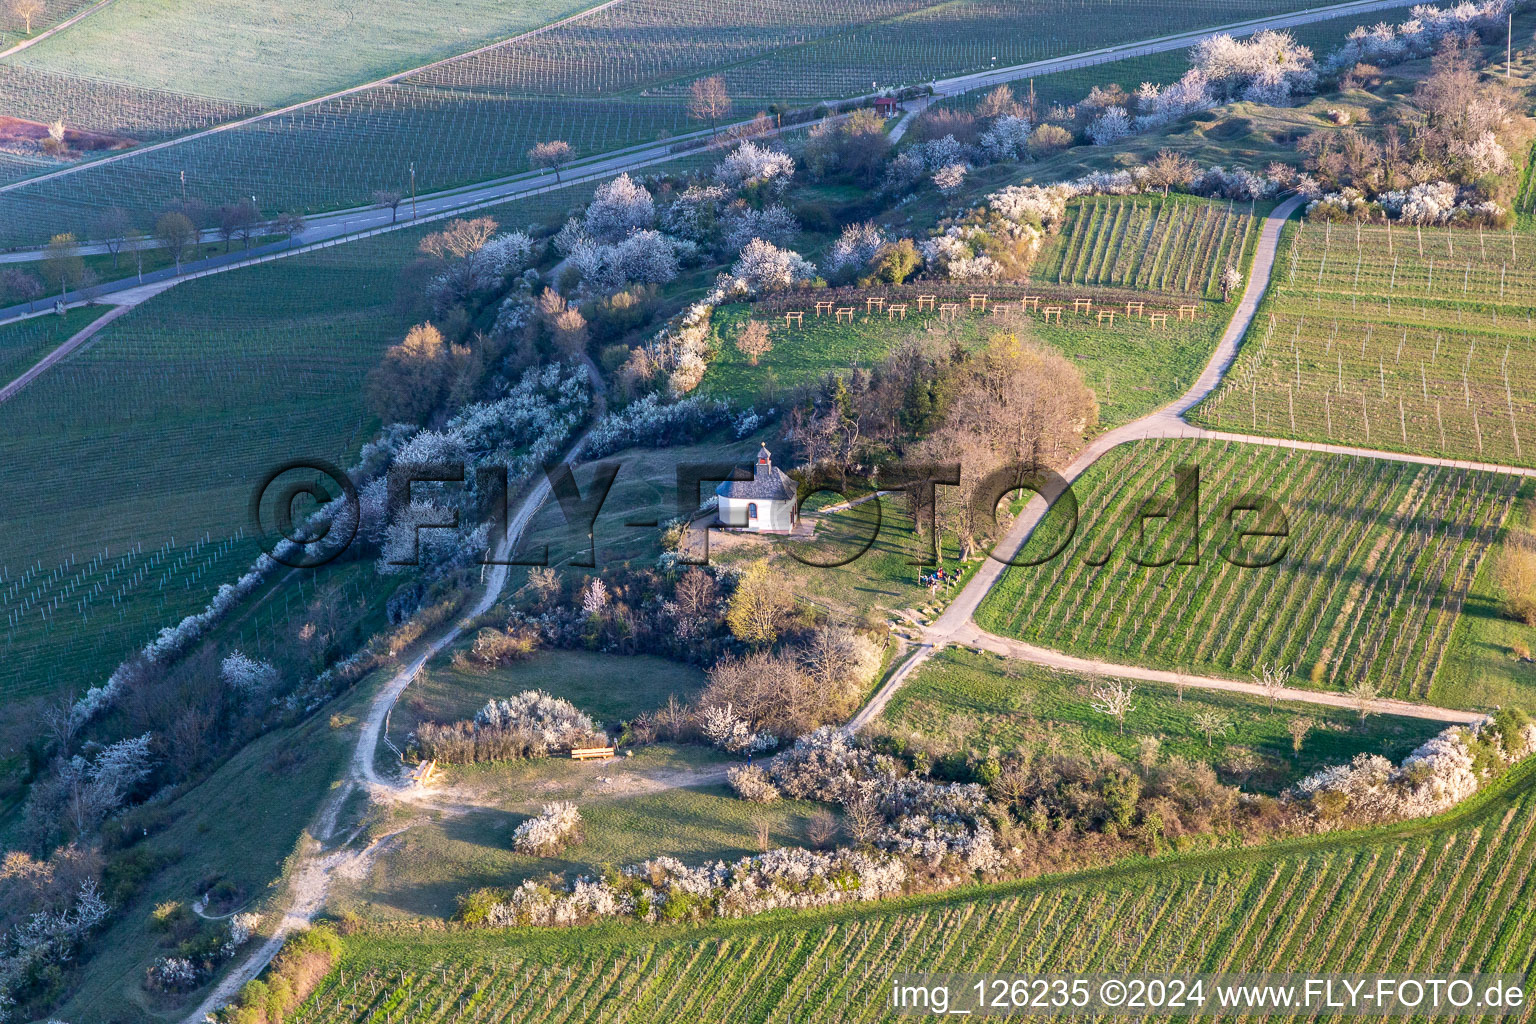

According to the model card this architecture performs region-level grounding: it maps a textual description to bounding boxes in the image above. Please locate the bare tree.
[1286,716,1316,754]
[1192,709,1230,748]
[0,267,43,309]
[842,795,882,846]
[275,211,306,246]
[11,0,42,34]
[528,140,574,182]
[806,809,837,849]
[976,84,1022,119]
[419,216,498,260]
[41,233,82,300]
[688,75,732,136]
[155,211,196,273]
[92,207,131,270]
[753,815,772,852]
[735,319,773,365]
[372,189,403,224]
[1089,679,1135,734]
[1145,149,1197,197]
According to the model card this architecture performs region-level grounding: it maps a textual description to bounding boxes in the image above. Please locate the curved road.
[850,195,1494,733]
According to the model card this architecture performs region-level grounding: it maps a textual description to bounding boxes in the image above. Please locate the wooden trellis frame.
[1072,298,1092,314]
[814,300,834,316]
[1148,313,1170,328]
[866,296,885,312]
[916,294,937,311]
[1178,305,1198,320]
[835,306,856,323]
[989,302,1012,316]
[1097,310,1117,326]
[1042,306,1063,323]
[968,294,988,311]
[887,303,909,320]
[784,311,803,328]
[1021,295,1041,310]
[938,302,962,320]
[1125,301,1145,316]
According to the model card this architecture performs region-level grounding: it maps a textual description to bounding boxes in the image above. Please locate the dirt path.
[0,301,130,404]
[849,195,1492,734]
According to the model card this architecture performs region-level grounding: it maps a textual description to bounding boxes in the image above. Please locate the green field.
[336,746,828,920]
[976,438,1521,707]
[877,647,1446,793]
[293,757,1536,1021]
[1193,220,1536,468]
[398,647,708,737]
[11,0,597,106]
[707,293,1222,428]
[1036,195,1263,298]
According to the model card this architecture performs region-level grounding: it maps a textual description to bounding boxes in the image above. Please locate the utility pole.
[1508,12,1513,82]
[410,162,417,221]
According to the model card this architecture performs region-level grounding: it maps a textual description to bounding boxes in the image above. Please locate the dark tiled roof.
[716,464,797,501]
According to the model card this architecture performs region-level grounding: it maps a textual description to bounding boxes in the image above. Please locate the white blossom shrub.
[1086,107,1132,146]
[1191,29,1316,101]
[1322,0,1511,73]
[932,163,969,194]
[1134,70,1215,128]
[729,238,815,294]
[720,204,799,254]
[979,115,1032,161]
[568,230,688,291]
[660,183,731,241]
[822,221,886,276]
[700,703,778,754]
[221,912,261,957]
[1287,711,1535,826]
[472,231,534,279]
[475,691,596,753]
[145,955,203,993]
[220,650,278,696]
[728,764,780,802]
[512,801,583,855]
[713,141,796,193]
[583,172,655,242]
[576,392,736,458]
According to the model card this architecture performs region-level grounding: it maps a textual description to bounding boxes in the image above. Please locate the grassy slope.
[13,0,597,106]
[298,756,1536,1022]
[705,300,1221,429]
[400,646,708,736]
[51,675,363,1022]
[877,647,1445,794]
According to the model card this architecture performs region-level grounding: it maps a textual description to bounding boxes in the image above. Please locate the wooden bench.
[570,745,616,761]
[784,311,803,328]
[814,300,834,316]
[408,759,439,788]
[916,294,936,312]
[834,306,856,323]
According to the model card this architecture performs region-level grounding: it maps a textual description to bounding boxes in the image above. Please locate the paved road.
[848,195,1497,734]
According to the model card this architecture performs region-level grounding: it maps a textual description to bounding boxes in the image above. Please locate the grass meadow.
[1193,219,1536,468]
[0,305,102,382]
[975,438,1521,707]
[876,647,1446,794]
[294,756,1536,1022]
[707,291,1222,428]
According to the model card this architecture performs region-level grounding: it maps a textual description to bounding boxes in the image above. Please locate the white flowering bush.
[1191,29,1316,101]
[472,231,534,278]
[1322,0,1511,73]
[1288,711,1535,826]
[512,802,583,855]
[1086,107,1132,146]
[932,163,969,194]
[577,392,736,458]
[220,650,278,696]
[979,115,1032,161]
[700,703,777,754]
[729,238,815,294]
[728,764,780,802]
[221,912,261,958]
[472,846,907,927]
[713,141,796,193]
[145,955,203,993]
[1134,70,1215,128]
[476,691,595,750]
[720,204,799,253]
[567,230,688,291]
[583,172,656,242]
